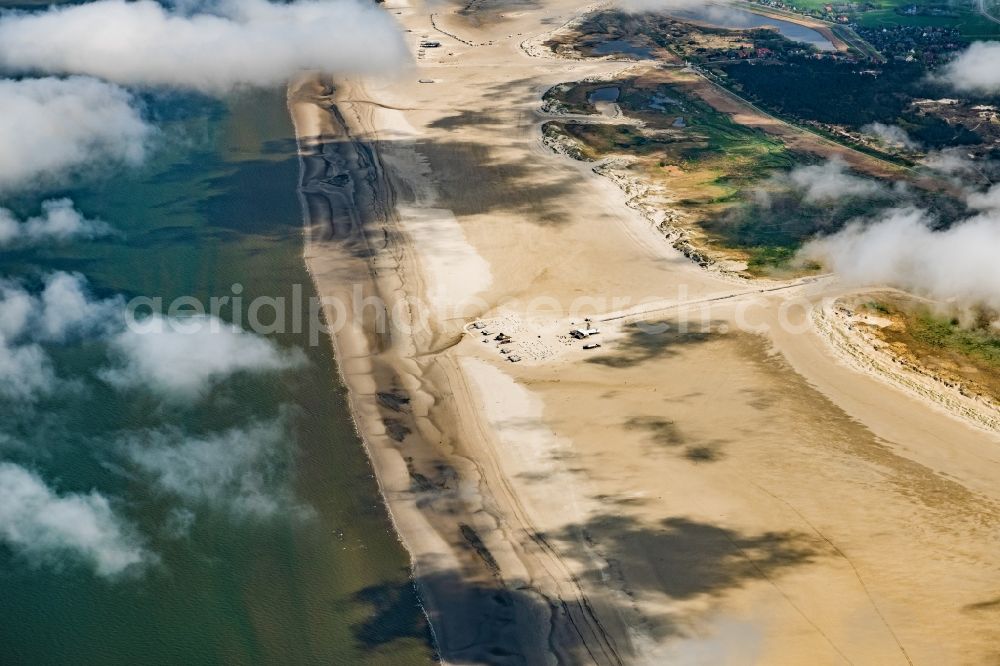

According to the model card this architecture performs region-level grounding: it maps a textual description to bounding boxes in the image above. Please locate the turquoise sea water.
[0,88,433,665]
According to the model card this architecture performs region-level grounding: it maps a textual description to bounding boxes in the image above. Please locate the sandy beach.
[289,1,1000,662]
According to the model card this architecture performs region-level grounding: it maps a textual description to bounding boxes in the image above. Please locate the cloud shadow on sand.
[588,320,723,368]
[355,513,818,664]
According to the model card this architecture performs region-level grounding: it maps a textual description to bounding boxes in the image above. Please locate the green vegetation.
[723,58,920,125]
[860,300,1000,399]
[620,84,797,182]
[706,180,966,263]
[855,7,1000,41]
[703,184,892,256]
[779,0,1000,40]
[544,79,868,273]
[863,301,892,315]
[542,78,973,273]
[555,5,1000,276]
[746,246,798,271]
[911,312,1000,367]
[545,122,666,160]
[545,79,796,185]
[721,58,984,148]
[777,0,839,10]
[570,10,818,62]
[542,82,606,115]
[570,6,999,161]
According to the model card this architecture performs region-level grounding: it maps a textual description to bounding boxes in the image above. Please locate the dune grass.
[910,313,1000,367]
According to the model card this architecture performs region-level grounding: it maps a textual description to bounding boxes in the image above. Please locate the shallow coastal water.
[667,4,836,51]
[0,89,433,664]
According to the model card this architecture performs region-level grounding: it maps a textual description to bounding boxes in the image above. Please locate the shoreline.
[287,74,453,656]
[287,72,621,662]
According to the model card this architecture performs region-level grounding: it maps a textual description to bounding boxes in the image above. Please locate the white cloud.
[788,158,884,203]
[100,314,306,399]
[0,272,123,400]
[0,342,56,402]
[0,281,51,400]
[799,206,1000,310]
[939,42,1000,94]
[0,272,123,344]
[921,147,981,177]
[0,462,151,577]
[0,0,409,94]
[0,76,151,191]
[862,122,918,150]
[0,199,112,247]
[965,183,1000,212]
[37,272,123,342]
[0,280,305,403]
[0,282,34,342]
[122,417,308,520]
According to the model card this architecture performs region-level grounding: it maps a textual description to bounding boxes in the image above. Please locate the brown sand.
[289,1,1000,663]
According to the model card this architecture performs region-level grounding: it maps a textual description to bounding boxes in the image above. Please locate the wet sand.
[290,1,1000,663]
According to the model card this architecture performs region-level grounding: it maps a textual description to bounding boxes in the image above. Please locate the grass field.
[856,8,1000,40]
